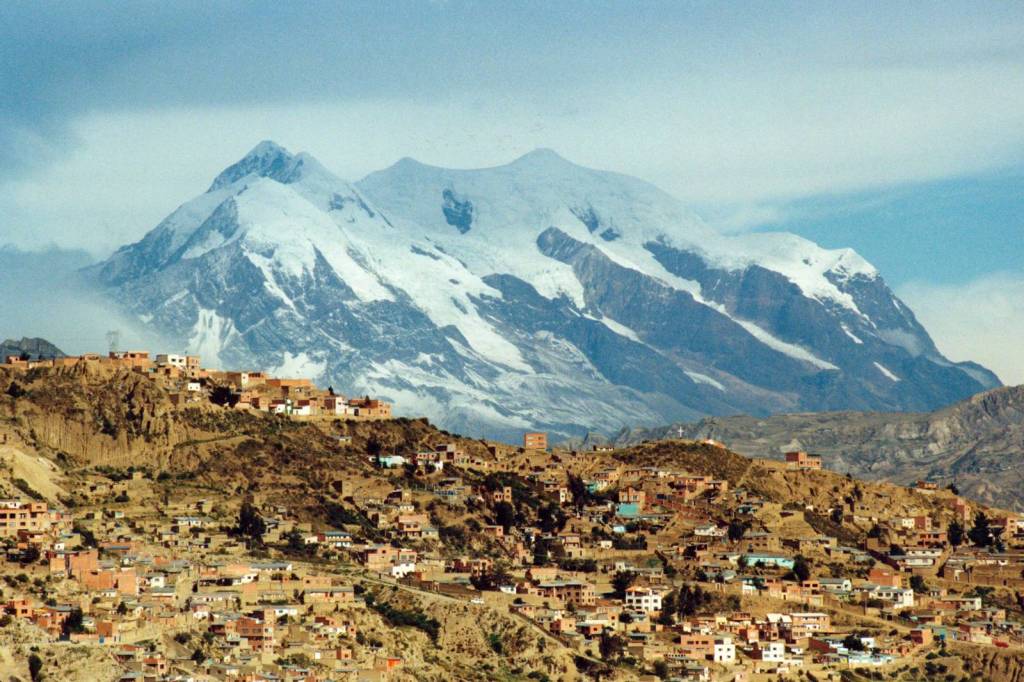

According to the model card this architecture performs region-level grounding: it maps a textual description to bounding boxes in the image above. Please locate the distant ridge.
[0,337,65,360]
[611,384,1024,510]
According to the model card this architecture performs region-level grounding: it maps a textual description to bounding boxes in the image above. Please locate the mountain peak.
[366,149,578,182]
[0,336,65,360]
[509,147,574,168]
[94,142,999,445]
[247,139,290,158]
[207,140,297,192]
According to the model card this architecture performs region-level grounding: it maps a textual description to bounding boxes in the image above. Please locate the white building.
[819,578,853,593]
[390,561,416,578]
[713,636,736,663]
[624,586,663,612]
[754,641,785,662]
[265,605,300,618]
[156,354,187,369]
[694,523,727,538]
[864,585,915,608]
[142,574,167,589]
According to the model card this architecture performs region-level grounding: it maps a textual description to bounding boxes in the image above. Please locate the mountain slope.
[0,337,65,360]
[610,384,1024,510]
[86,141,998,440]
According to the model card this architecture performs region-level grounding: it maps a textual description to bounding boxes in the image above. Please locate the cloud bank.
[1,2,1023,253]
[899,273,1024,385]
[0,247,168,357]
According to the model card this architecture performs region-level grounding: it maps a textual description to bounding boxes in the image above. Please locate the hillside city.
[1,349,1023,681]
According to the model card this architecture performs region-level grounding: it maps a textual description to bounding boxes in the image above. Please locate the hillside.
[610,384,1024,510]
[3,363,1024,680]
[84,141,997,442]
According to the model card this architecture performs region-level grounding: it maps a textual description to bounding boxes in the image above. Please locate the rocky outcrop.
[948,642,1024,682]
[2,363,215,469]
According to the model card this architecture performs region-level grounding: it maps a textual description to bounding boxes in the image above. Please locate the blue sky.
[0,1,1022,382]
[740,166,1024,287]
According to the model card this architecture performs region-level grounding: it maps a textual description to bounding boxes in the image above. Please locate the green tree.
[488,632,503,654]
[7,381,26,399]
[791,555,811,582]
[538,503,567,534]
[28,653,43,681]
[598,631,624,661]
[532,536,551,566]
[567,474,589,510]
[493,501,516,532]
[946,520,962,548]
[471,566,512,592]
[727,519,748,542]
[910,575,928,594]
[209,385,234,406]
[968,512,993,548]
[237,501,267,547]
[612,571,637,600]
[61,607,85,638]
[676,585,709,617]
[283,529,307,554]
[843,633,865,651]
[657,591,676,626]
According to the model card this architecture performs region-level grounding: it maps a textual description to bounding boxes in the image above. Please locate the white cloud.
[3,52,1024,257]
[0,248,169,356]
[3,4,1024,254]
[898,273,1024,386]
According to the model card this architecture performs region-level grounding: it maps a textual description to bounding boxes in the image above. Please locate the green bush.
[367,597,441,641]
[12,478,43,501]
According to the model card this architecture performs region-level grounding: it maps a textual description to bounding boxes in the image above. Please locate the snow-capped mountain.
[88,141,1000,440]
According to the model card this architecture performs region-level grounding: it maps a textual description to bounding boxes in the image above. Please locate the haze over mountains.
[52,141,997,440]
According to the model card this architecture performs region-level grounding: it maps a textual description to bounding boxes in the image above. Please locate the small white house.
[390,561,416,579]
